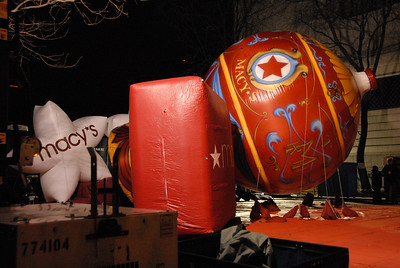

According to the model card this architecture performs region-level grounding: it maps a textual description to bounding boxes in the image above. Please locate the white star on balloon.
[210,145,221,169]
[23,101,111,202]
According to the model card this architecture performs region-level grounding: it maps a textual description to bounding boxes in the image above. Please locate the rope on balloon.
[317,100,329,196]
[336,167,345,215]
[256,166,261,192]
[318,100,341,219]
[295,52,310,214]
[299,61,309,197]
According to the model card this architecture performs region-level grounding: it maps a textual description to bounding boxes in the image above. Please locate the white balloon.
[40,159,80,202]
[73,116,108,146]
[33,100,75,138]
[106,114,129,136]
[78,149,111,182]
[23,101,112,202]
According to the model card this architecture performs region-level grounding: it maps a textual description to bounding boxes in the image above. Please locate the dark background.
[6,0,398,130]
[7,0,234,128]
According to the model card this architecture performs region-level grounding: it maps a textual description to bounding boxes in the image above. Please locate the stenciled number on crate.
[21,238,69,256]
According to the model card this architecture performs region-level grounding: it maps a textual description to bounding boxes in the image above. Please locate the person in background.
[391,158,400,204]
[370,165,382,203]
[382,159,393,202]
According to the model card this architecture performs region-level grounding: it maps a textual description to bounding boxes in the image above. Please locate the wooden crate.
[0,203,177,268]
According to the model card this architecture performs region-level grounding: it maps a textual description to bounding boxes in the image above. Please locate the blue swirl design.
[273,104,296,142]
[307,43,323,62]
[327,81,342,102]
[318,61,327,78]
[270,105,296,183]
[267,105,332,184]
[248,34,269,46]
[310,119,322,134]
[306,40,348,144]
[232,38,244,46]
[310,119,332,167]
[267,132,281,154]
[207,62,241,130]
[330,98,349,143]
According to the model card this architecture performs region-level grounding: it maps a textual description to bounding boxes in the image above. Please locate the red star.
[258,56,288,79]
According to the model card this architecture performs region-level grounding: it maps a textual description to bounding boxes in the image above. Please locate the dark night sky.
[8,1,233,127]
[8,12,133,125]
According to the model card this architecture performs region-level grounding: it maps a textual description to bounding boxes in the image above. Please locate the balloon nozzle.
[353,68,377,96]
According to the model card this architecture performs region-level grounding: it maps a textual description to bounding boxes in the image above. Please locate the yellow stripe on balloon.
[295,33,346,161]
[219,54,273,193]
[326,50,360,119]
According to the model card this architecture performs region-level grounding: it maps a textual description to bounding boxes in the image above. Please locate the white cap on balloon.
[353,68,378,97]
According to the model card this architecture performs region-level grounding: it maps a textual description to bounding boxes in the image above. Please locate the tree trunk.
[357,92,372,192]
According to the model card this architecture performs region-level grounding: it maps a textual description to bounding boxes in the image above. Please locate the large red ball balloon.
[204,31,376,194]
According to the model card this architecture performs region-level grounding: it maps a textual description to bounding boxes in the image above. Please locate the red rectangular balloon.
[129,76,236,235]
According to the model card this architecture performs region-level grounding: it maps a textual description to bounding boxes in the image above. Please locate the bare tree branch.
[9,0,128,68]
[289,0,399,192]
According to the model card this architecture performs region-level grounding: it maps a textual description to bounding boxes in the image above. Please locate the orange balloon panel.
[108,123,133,203]
[204,31,370,194]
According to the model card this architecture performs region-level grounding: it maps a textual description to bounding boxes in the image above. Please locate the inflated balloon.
[204,31,377,194]
[129,76,236,235]
[108,123,133,203]
[106,113,129,137]
[23,101,111,202]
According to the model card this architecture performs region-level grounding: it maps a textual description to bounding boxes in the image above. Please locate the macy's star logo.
[210,145,221,168]
[257,55,288,79]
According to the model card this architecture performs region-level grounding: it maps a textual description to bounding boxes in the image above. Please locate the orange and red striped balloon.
[205,31,376,194]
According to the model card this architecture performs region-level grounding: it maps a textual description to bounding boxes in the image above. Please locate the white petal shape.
[106,114,129,136]
[22,101,111,202]
[73,116,108,147]
[78,149,111,182]
[40,160,80,202]
[33,101,75,139]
